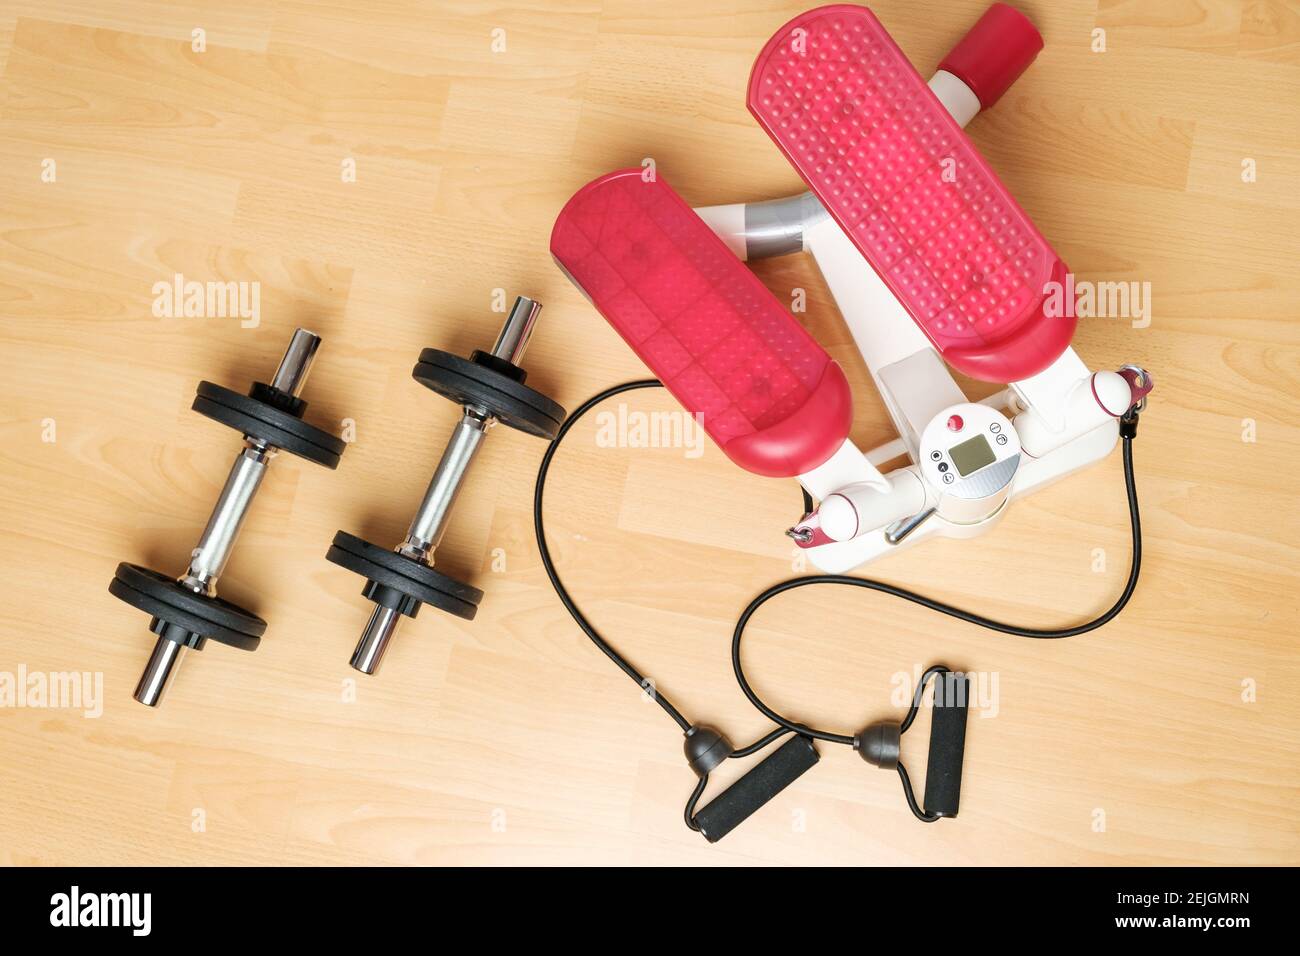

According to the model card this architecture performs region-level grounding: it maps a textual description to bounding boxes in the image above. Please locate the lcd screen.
[949,434,995,477]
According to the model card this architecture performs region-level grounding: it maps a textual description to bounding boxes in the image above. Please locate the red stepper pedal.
[748,4,1072,383]
[550,169,852,478]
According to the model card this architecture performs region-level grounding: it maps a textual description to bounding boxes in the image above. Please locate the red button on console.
[947,414,964,432]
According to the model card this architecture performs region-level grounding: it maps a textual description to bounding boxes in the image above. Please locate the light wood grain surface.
[1,0,1297,866]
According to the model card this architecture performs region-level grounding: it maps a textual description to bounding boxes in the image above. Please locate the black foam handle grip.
[694,735,819,843]
[923,672,970,818]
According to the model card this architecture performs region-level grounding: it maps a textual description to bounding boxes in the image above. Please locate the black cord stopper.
[684,724,733,776]
[854,721,901,769]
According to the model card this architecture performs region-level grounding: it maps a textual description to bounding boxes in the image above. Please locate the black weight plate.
[325,531,483,620]
[193,394,334,467]
[198,382,344,455]
[412,349,565,440]
[329,531,485,604]
[109,563,265,651]
[193,382,345,469]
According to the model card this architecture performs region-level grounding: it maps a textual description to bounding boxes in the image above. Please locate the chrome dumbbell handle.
[178,446,272,597]
[399,411,489,561]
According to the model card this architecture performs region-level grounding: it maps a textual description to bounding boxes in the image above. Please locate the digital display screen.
[949,434,996,477]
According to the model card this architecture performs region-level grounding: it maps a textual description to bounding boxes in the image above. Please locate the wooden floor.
[1,0,1297,866]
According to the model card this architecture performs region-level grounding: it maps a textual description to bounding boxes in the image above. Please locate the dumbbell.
[109,329,347,707]
[326,295,565,675]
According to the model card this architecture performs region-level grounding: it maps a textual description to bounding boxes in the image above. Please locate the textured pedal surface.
[748,4,1072,383]
[550,169,851,477]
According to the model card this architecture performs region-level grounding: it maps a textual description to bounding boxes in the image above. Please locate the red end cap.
[721,361,853,478]
[938,3,1044,110]
[943,259,1076,383]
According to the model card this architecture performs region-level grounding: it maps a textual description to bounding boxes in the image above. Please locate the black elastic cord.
[684,775,707,832]
[534,380,695,732]
[534,381,1143,826]
[729,429,1141,747]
